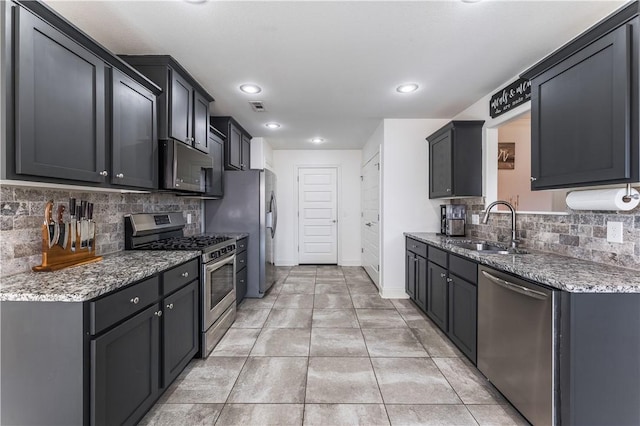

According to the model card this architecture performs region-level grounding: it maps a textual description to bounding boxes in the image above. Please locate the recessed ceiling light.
[265,122,281,129]
[396,83,419,93]
[461,0,482,3]
[310,137,324,144]
[239,84,262,94]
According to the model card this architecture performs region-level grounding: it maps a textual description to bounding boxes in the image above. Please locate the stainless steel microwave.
[160,139,212,193]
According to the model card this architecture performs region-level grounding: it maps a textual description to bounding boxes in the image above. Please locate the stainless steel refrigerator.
[204,169,277,300]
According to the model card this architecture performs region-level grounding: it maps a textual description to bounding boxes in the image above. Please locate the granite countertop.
[405,232,640,293]
[0,251,201,302]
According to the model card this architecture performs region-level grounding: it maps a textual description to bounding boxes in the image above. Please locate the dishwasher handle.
[481,270,548,300]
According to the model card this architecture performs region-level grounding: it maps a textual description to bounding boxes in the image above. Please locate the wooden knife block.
[32,224,102,272]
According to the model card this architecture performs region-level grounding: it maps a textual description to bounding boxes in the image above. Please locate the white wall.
[272,150,362,266]
[362,121,383,164]
[379,119,449,298]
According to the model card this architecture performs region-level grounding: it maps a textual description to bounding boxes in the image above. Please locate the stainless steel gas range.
[125,212,236,358]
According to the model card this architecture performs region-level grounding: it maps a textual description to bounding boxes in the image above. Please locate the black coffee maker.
[440,205,466,236]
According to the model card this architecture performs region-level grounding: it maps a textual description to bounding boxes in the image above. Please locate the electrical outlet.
[471,214,480,225]
[187,213,192,224]
[607,221,624,243]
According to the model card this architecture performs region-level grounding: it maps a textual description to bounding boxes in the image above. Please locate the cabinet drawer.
[236,250,247,272]
[163,259,199,295]
[236,266,248,303]
[428,246,448,268]
[236,237,247,253]
[449,254,477,284]
[90,276,160,335]
[406,238,427,258]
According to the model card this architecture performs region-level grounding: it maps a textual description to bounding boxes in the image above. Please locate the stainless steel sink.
[448,240,528,255]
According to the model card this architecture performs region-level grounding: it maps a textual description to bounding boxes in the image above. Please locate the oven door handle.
[206,254,235,272]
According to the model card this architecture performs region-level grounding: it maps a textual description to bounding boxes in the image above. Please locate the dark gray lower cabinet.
[163,281,199,386]
[448,274,477,362]
[235,237,248,304]
[427,261,448,331]
[91,303,161,426]
[405,239,477,364]
[0,259,199,425]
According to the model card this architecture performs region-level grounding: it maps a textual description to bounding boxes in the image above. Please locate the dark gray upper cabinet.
[211,116,252,171]
[522,4,639,190]
[120,55,215,154]
[193,92,211,154]
[14,6,106,183]
[170,71,193,145]
[111,69,157,189]
[206,127,225,198]
[6,1,161,189]
[426,121,484,199]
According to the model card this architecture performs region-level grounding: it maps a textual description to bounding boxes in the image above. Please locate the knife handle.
[76,206,82,220]
[57,205,66,223]
[44,200,53,225]
[69,198,76,217]
[87,203,94,221]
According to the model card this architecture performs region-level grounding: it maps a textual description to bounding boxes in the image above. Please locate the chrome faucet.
[482,200,518,249]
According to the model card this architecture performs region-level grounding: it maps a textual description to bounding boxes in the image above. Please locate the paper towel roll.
[566,187,640,211]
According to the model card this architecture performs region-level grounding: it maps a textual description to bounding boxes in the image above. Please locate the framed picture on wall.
[498,142,515,169]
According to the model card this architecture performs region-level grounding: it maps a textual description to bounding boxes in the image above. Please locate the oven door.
[203,254,236,330]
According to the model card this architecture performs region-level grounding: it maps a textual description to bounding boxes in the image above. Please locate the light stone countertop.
[405,232,640,293]
[0,250,201,302]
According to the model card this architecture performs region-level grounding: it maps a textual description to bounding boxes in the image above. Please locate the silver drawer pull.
[166,303,174,310]
[181,272,189,278]
[446,278,453,283]
[240,259,245,263]
[440,273,446,278]
[130,297,139,304]
[240,279,245,283]
[154,311,163,317]
[116,173,124,179]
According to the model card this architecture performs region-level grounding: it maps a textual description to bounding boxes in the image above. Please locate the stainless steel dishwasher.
[478,265,557,426]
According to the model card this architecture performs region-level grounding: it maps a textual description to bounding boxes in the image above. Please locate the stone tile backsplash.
[454,198,640,270]
[0,185,201,277]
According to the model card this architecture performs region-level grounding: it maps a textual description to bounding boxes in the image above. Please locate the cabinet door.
[226,123,242,170]
[163,281,198,387]
[207,133,224,197]
[15,7,106,183]
[192,91,210,154]
[531,23,633,189]
[429,131,453,198]
[405,252,416,300]
[241,134,251,170]
[169,70,193,144]
[415,256,428,311]
[111,69,157,189]
[236,266,248,305]
[427,261,448,331]
[448,274,477,364]
[91,304,160,426]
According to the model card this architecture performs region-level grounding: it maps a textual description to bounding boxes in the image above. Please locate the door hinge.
[375,163,380,170]
[361,212,364,217]
[360,175,363,181]
[377,214,380,221]
[361,248,364,253]
[297,176,299,182]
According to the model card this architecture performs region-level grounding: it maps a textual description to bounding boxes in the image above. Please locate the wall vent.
[249,101,266,112]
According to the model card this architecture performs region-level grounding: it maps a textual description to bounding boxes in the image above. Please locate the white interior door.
[298,167,338,264]
[361,153,380,287]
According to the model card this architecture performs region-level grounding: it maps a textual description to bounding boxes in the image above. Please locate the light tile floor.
[140,266,528,426]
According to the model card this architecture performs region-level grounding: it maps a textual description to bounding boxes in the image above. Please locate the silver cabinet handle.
[116,173,124,178]
[130,297,139,304]
[154,310,163,317]
[481,271,548,300]
[440,273,446,278]
[99,170,108,177]
[166,303,174,310]
[240,259,245,263]
[195,140,201,145]
[181,271,189,278]
[446,278,453,283]
[530,177,537,182]
[446,188,451,192]
[240,279,245,283]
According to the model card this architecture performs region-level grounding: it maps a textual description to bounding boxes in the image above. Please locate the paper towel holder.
[623,183,640,203]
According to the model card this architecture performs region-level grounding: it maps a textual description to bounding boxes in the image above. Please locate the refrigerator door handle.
[271,193,277,237]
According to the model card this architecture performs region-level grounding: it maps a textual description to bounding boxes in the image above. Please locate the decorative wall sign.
[498,142,515,169]
[489,78,531,118]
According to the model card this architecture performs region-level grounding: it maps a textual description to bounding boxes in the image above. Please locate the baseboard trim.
[339,260,362,267]
[379,287,410,299]
[275,260,297,267]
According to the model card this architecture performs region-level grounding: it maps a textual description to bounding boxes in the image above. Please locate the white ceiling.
[45,0,625,150]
